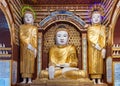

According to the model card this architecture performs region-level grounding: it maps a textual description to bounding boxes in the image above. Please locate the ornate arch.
[109,1,120,45]
[39,10,86,32]
[38,10,88,70]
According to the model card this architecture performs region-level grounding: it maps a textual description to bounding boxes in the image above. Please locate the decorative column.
[82,33,87,71]
[106,56,112,83]
[37,33,42,77]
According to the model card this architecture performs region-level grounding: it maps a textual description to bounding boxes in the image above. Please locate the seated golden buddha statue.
[39,25,88,80]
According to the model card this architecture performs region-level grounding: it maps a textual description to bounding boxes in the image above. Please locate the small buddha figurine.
[87,10,106,84]
[20,6,38,83]
[39,25,88,80]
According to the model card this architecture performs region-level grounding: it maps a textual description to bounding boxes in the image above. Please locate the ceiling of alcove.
[22,0,101,5]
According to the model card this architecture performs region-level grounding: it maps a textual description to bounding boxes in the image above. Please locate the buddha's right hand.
[27,44,35,51]
[27,44,34,50]
[48,66,55,79]
[28,44,37,57]
[93,43,101,50]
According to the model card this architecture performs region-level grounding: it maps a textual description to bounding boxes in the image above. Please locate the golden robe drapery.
[20,24,38,78]
[40,45,88,79]
[49,44,78,67]
[87,24,106,79]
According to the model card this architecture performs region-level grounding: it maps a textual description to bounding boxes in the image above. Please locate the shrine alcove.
[40,21,85,70]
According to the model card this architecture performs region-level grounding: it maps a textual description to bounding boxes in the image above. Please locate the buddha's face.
[91,12,101,24]
[56,31,69,45]
[24,13,34,24]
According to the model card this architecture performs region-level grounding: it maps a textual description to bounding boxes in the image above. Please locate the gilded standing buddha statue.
[87,10,106,84]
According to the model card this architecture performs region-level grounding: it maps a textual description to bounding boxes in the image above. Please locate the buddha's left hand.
[34,49,37,57]
[60,63,70,67]
[101,49,106,59]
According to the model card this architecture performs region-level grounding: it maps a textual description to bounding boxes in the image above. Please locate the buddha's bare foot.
[92,79,96,84]
[98,82,104,84]
[97,79,103,84]
[28,80,32,84]
[20,81,26,84]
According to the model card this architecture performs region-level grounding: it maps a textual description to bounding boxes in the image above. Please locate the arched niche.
[0,2,14,86]
[39,10,87,70]
[0,9,11,47]
[42,21,82,69]
[0,7,12,60]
